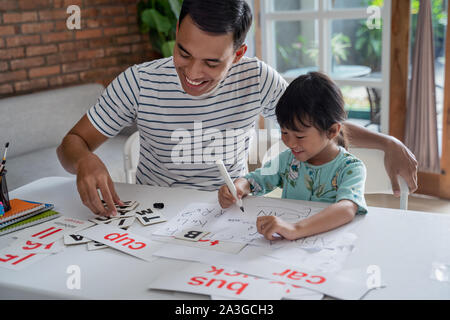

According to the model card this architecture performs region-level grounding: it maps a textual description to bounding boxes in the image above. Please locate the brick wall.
[0,0,159,98]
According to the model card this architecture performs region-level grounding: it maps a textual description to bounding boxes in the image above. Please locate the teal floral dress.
[245,147,368,214]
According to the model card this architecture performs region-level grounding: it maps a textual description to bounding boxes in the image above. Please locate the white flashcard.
[87,241,108,251]
[232,258,370,300]
[107,216,136,229]
[89,216,115,224]
[136,209,167,226]
[102,200,139,211]
[0,246,50,271]
[80,224,163,262]
[12,217,95,244]
[8,239,65,254]
[148,262,285,300]
[168,238,246,254]
[113,200,139,210]
[64,234,91,245]
[174,230,210,242]
[115,211,137,218]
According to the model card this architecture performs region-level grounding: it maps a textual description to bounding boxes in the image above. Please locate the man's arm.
[57,115,122,216]
[344,121,418,195]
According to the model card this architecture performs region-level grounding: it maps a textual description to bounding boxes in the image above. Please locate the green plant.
[331,33,352,64]
[277,33,351,69]
[355,20,382,71]
[137,0,183,58]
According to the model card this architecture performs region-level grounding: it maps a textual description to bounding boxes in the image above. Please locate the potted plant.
[137,0,183,58]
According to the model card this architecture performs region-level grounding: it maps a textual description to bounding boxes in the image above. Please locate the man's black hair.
[276,72,348,149]
[179,0,253,50]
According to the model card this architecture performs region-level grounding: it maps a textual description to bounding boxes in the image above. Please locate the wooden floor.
[265,188,450,214]
[365,193,450,214]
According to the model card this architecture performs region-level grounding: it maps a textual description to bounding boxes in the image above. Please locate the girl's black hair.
[275,72,348,149]
[179,0,252,50]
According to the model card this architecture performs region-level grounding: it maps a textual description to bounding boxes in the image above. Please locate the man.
[57,0,417,217]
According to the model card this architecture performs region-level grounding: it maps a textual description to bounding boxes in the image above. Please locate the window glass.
[341,85,382,131]
[274,20,318,75]
[330,0,384,9]
[270,0,317,12]
[331,19,383,77]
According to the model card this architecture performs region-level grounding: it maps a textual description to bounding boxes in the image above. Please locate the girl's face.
[280,120,341,165]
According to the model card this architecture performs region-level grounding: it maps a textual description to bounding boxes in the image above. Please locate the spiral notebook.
[0,209,61,236]
[0,199,46,223]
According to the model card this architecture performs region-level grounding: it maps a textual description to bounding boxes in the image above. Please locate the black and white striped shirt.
[87,56,287,191]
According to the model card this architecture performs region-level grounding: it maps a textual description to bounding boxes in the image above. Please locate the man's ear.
[233,44,247,63]
[327,123,342,140]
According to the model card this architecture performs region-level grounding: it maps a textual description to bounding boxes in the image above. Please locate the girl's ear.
[327,123,342,140]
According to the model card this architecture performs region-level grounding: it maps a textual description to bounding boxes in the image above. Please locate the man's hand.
[384,137,418,196]
[56,115,124,217]
[75,153,123,217]
[343,121,418,197]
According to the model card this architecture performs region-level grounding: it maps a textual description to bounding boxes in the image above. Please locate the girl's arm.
[257,200,357,241]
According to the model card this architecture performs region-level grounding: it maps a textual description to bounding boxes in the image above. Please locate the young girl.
[218,72,367,241]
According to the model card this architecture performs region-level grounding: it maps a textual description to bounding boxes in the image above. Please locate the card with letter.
[80,224,164,262]
[231,257,371,300]
[0,246,50,271]
[12,216,95,244]
[148,262,285,300]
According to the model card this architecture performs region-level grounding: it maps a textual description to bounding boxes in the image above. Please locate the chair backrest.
[261,139,408,210]
[349,148,409,210]
[123,131,140,184]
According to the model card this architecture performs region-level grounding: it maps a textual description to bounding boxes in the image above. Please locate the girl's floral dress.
[245,147,368,214]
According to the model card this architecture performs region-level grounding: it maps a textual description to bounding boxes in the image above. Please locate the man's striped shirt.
[87,56,287,191]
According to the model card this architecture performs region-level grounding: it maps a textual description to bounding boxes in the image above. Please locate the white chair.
[123,131,140,184]
[261,138,409,210]
[349,147,409,210]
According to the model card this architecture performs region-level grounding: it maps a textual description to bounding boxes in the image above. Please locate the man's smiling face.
[173,14,246,96]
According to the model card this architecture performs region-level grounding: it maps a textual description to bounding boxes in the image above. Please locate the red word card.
[80,224,164,262]
[149,262,286,300]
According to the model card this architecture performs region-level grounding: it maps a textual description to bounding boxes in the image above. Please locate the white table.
[1,177,449,300]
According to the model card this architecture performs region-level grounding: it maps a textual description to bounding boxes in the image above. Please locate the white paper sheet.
[153,197,362,252]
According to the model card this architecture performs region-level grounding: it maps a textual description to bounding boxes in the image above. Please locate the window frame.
[260,0,392,134]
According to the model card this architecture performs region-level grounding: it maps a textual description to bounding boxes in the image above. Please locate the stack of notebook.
[0,198,60,236]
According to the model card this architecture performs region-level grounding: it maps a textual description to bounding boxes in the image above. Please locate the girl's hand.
[218,178,250,209]
[256,216,299,241]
